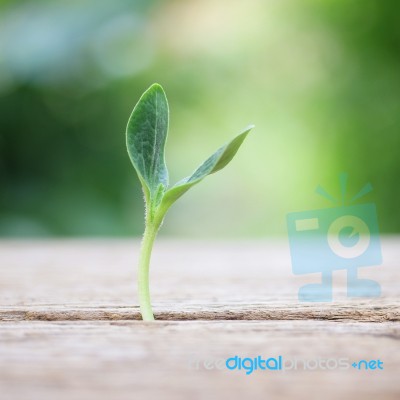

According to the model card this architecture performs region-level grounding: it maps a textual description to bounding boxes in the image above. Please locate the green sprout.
[126,83,254,321]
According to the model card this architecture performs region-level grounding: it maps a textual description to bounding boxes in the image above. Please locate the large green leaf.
[126,83,169,201]
[159,125,254,212]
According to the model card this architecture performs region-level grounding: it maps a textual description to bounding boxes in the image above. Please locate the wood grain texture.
[0,238,399,400]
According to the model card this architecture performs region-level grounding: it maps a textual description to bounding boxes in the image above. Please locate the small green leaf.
[160,125,254,212]
[126,83,169,202]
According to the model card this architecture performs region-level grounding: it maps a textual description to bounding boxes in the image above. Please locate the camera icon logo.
[286,174,382,302]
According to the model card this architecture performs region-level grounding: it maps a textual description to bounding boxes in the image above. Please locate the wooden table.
[0,239,399,400]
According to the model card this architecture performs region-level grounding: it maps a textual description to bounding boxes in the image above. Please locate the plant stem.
[137,218,160,321]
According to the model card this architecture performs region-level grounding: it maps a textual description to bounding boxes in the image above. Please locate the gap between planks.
[1,302,399,322]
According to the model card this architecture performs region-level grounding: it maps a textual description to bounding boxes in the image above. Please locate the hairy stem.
[137,213,162,321]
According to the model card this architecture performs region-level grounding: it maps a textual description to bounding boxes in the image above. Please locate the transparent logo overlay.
[286,173,382,301]
[188,355,384,375]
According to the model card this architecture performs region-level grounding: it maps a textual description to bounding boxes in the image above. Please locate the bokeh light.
[1,0,399,237]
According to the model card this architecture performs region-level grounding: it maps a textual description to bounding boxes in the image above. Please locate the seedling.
[126,83,254,321]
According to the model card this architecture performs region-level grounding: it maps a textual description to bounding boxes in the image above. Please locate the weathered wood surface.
[0,238,399,400]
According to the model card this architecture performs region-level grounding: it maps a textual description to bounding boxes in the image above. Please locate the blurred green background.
[1,0,399,238]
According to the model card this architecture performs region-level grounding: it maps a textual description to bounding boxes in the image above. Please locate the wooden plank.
[0,320,399,400]
[0,239,399,399]
[0,238,399,308]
